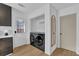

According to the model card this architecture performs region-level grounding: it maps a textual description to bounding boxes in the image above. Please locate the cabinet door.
[0,3,11,26]
[0,37,13,56]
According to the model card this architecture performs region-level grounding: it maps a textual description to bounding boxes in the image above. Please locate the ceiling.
[51,3,79,10]
[4,3,46,14]
[4,3,79,14]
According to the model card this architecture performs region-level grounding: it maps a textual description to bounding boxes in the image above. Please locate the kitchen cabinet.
[0,3,11,26]
[0,37,13,56]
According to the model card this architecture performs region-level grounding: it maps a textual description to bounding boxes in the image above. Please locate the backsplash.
[0,26,13,36]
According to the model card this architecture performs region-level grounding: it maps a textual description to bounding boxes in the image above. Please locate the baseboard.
[51,44,56,55]
[45,51,51,56]
[6,53,13,56]
[76,50,79,55]
[45,44,56,56]
[13,44,29,50]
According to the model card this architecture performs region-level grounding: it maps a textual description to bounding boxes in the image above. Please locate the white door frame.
[60,13,76,51]
[58,11,77,53]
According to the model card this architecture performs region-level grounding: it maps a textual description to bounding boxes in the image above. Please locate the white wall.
[76,11,79,54]
[44,4,51,55]
[12,8,27,48]
[0,26,13,36]
[31,15,45,32]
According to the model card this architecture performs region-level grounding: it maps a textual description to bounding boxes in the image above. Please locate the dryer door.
[35,35,43,46]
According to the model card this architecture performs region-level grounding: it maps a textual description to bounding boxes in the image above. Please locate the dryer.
[30,32,45,51]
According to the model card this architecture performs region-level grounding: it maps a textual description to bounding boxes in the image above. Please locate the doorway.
[60,14,76,52]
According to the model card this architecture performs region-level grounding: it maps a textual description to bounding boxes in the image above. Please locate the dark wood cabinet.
[0,3,11,26]
[0,37,13,56]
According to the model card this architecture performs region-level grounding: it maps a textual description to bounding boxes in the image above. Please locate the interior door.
[60,14,76,51]
[51,15,56,47]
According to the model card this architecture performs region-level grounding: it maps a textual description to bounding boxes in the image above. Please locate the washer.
[30,32,45,51]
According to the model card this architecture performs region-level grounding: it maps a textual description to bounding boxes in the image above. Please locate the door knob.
[53,32,55,34]
[60,33,63,35]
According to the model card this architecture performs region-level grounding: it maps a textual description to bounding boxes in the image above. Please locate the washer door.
[36,35,43,46]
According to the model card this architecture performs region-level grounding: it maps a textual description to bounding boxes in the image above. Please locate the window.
[16,19,25,33]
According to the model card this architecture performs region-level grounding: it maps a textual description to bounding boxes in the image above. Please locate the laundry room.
[25,4,57,55]
[30,14,45,51]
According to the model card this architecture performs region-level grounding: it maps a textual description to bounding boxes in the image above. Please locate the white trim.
[50,44,56,55]
[56,11,60,48]
[6,53,13,56]
[76,11,79,55]
[76,51,79,55]
[45,4,51,55]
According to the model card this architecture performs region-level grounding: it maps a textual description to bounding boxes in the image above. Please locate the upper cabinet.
[0,3,11,26]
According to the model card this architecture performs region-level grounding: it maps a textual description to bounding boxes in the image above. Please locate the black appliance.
[30,32,45,51]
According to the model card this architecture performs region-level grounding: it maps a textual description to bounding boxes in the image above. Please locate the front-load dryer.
[30,32,45,51]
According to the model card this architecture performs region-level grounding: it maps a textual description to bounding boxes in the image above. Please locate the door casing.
[60,13,76,52]
[51,15,56,47]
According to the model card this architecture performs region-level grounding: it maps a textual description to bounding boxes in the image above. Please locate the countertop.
[0,35,13,38]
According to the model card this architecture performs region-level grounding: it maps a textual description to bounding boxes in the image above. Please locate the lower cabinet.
[0,37,13,56]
